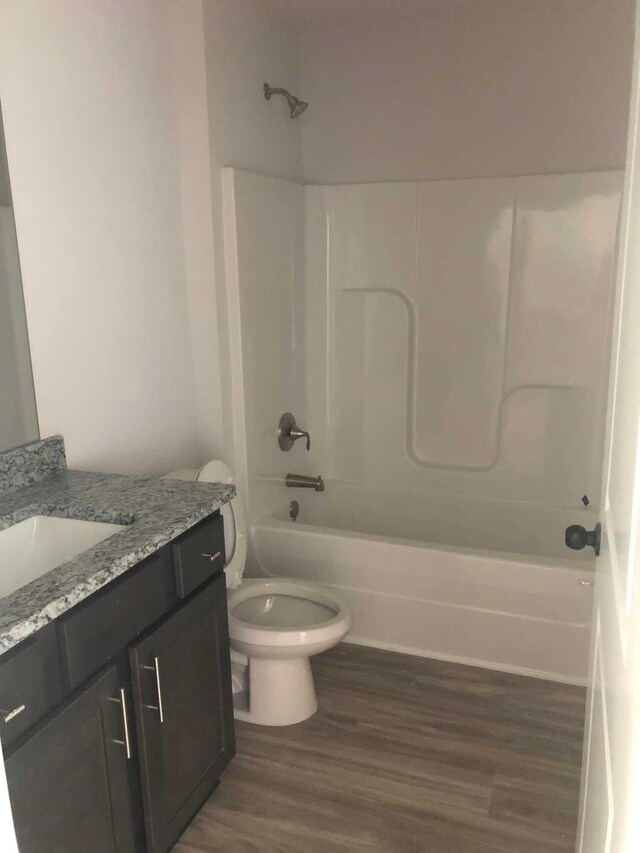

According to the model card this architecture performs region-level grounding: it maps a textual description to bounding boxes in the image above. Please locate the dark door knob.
[565,522,601,556]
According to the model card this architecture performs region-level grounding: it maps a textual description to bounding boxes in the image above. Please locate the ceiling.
[259,0,482,30]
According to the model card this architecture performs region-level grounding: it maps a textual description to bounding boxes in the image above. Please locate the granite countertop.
[0,469,235,653]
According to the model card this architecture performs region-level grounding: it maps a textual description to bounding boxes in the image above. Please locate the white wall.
[203,0,304,185]
[202,0,304,478]
[167,0,225,463]
[0,0,202,476]
[300,0,635,184]
[0,0,305,477]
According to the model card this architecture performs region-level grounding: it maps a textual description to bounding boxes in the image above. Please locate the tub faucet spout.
[285,473,325,492]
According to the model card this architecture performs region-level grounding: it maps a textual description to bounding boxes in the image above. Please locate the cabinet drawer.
[0,622,64,749]
[173,513,225,598]
[58,548,177,689]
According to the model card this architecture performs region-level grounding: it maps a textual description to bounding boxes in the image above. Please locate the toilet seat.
[228,578,350,649]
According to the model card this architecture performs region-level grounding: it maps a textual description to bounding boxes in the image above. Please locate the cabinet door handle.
[0,704,25,724]
[142,656,165,723]
[109,688,132,759]
[201,551,222,563]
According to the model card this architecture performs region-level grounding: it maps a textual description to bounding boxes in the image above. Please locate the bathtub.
[251,482,595,684]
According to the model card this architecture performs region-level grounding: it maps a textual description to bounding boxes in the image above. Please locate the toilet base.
[233,655,318,726]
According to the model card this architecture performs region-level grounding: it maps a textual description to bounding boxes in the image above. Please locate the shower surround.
[223,167,622,682]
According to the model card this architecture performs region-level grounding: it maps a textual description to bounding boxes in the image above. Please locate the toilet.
[163,461,351,726]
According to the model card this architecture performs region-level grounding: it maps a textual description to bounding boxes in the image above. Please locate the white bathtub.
[251,483,596,684]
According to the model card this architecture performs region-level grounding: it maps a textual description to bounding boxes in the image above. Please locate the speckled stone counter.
[0,468,235,653]
[0,435,66,496]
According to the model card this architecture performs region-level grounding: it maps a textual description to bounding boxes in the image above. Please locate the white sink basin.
[0,515,126,599]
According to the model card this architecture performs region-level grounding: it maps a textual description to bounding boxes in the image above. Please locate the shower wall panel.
[306,171,622,507]
[414,178,513,469]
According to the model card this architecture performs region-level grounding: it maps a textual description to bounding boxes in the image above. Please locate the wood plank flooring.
[175,643,587,852]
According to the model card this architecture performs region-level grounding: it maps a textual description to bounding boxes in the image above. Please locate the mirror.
[0,104,39,451]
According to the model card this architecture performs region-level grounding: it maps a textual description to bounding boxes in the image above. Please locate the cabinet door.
[129,573,235,852]
[5,665,137,853]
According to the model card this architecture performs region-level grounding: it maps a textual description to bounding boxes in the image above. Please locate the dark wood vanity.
[0,511,235,853]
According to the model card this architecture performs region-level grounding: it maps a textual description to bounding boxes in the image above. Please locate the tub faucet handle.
[289,427,310,451]
[278,413,310,451]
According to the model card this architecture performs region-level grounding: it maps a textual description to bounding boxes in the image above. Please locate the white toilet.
[164,461,351,726]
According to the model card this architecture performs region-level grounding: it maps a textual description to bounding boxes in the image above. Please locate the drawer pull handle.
[109,688,132,759]
[142,656,164,723]
[0,704,25,724]
[201,551,222,563]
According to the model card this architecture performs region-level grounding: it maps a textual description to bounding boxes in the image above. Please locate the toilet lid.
[195,460,247,587]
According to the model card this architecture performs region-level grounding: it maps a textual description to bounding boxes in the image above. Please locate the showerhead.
[290,98,308,119]
[264,82,308,119]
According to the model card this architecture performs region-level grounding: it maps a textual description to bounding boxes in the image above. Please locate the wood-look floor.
[175,643,586,853]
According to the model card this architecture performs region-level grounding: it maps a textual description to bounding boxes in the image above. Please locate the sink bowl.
[0,516,126,599]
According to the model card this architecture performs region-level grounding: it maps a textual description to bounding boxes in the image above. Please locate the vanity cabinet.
[131,572,234,852]
[5,666,133,853]
[2,510,234,853]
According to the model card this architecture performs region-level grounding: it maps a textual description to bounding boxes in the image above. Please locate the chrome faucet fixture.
[285,473,325,492]
[278,412,311,451]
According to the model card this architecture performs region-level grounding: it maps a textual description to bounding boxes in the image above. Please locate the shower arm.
[265,86,291,99]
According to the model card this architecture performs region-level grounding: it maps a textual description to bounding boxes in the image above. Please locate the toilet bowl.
[163,462,351,726]
[228,577,350,725]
